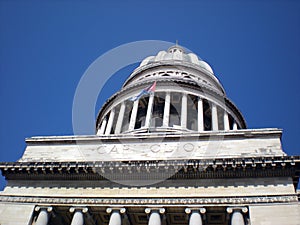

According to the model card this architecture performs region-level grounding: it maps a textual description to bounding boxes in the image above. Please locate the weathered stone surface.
[249,204,300,225]
[20,128,284,162]
[0,203,34,225]
[1,177,296,198]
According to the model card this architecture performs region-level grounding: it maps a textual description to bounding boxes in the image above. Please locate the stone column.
[144,93,155,128]
[97,118,107,135]
[233,121,238,130]
[145,208,165,225]
[69,207,88,225]
[115,102,126,134]
[106,208,126,225]
[185,208,206,225]
[181,93,187,128]
[129,100,139,130]
[163,92,171,127]
[211,103,218,131]
[105,108,116,135]
[231,211,245,225]
[35,206,52,225]
[223,111,230,131]
[197,97,204,131]
[227,207,247,225]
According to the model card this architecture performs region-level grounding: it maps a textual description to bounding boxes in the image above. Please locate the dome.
[96,46,246,135]
[139,45,214,74]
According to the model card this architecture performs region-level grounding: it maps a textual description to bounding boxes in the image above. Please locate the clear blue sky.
[0,0,299,190]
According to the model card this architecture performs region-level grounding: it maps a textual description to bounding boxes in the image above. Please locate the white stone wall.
[0,203,34,225]
[20,129,284,162]
[249,204,300,225]
[1,177,296,198]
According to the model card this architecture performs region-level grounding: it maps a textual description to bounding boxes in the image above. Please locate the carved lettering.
[150,144,160,153]
[183,143,194,152]
[96,145,106,154]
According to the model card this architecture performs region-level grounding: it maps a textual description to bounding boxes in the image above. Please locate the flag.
[130,81,156,101]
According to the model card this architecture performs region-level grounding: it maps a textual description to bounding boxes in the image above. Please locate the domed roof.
[139,45,214,74]
[96,45,247,135]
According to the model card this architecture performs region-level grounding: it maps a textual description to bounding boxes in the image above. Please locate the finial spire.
[175,40,178,46]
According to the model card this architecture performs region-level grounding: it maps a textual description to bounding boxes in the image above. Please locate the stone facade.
[0,45,299,225]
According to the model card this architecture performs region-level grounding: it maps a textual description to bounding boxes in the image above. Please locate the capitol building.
[0,45,299,225]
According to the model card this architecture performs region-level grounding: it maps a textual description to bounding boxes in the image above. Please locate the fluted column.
[181,93,187,128]
[211,103,218,131]
[145,208,165,225]
[105,108,115,135]
[98,118,107,135]
[144,93,155,128]
[106,208,126,225]
[163,92,171,127]
[129,100,139,130]
[185,208,206,225]
[197,97,204,131]
[227,207,247,225]
[35,206,52,225]
[69,207,88,225]
[115,102,126,134]
[223,111,230,131]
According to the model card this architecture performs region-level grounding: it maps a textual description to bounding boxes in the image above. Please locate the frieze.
[0,195,297,205]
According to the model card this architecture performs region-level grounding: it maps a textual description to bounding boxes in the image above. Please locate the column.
[227,207,247,225]
[97,119,107,135]
[223,111,230,131]
[233,121,238,130]
[69,207,88,225]
[185,208,205,225]
[106,208,126,225]
[163,92,171,127]
[115,102,126,134]
[181,93,187,128]
[211,103,218,131]
[129,100,139,130]
[105,108,115,135]
[231,211,245,225]
[144,93,155,128]
[149,212,160,225]
[35,206,52,225]
[145,208,165,225]
[197,97,204,131]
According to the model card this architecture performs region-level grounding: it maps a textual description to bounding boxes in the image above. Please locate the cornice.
[0,194,298,206]
[1,156,299,186]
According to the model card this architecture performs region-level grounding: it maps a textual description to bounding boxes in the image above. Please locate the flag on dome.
[130,81,156,101]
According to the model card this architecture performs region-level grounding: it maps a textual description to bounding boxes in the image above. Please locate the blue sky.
[0,0,299,190]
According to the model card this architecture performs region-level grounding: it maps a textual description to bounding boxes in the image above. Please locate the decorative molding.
[185,207,206,214]
[69,206,88,213]
[1,195,297,205]
[145,208,165,214]
[35,205,52,212]
[1,156,299,181]
[226,206,248,214]
[106,207,126,214]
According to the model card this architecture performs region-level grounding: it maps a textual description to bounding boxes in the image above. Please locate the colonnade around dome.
[97,91,241,136]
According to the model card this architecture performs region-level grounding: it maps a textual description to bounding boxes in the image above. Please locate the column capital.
[185,207,206,214]
[226,206,248,214]
[106,207,126,214]
[145,208,165,214]
[35,206,52,213]
[69,206,88,213]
